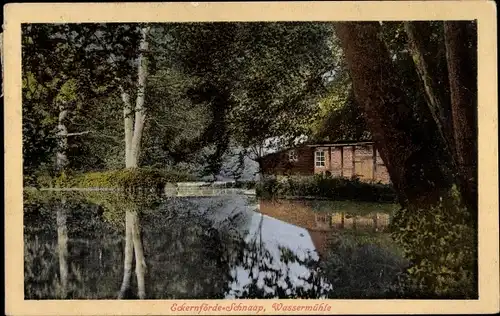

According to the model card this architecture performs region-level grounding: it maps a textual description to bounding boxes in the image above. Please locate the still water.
[24,191,403,299]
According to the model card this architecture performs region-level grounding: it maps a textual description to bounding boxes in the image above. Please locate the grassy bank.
[256,174,397,203]
[32,168,197,190]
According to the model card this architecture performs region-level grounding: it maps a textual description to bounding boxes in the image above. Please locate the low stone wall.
[164,183,256,197]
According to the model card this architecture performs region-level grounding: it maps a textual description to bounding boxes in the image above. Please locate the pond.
[24,190,407,300]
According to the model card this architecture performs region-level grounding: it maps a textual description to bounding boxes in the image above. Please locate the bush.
[256,174,397,203]
[390,185,477,298]
[34,168,197,190]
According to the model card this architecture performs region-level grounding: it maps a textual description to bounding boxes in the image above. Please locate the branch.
[66,131,91,137]
[50,130,121,142]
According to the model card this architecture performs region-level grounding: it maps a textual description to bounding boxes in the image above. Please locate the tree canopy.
[22,22,340,179]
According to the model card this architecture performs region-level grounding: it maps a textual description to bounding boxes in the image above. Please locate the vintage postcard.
[3,1,499,315]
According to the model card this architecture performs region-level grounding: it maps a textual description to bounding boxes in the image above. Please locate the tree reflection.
[23,191,330,299]
[118,210,146,299]
[56,198,69,298]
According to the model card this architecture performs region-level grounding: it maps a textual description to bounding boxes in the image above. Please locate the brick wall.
[330,148,342,177]
[345,147,355,178]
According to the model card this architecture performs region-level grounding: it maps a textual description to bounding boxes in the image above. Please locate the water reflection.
[55,198,69,298]
[23,191,330,299]
[257,199,393,256]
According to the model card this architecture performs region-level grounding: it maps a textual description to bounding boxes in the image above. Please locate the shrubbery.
[390,185,477,298]
[209,181,257,190]
[255,174,397,203]
[32,168,197,190]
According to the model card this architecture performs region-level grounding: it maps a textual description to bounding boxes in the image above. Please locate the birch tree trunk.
[444,21,478,210]
[56,101,69,172]
[122,89,134,168]
[56,199,69,298]
[118,211,134,299]
[55,99,69,297]
[123,26,151,169]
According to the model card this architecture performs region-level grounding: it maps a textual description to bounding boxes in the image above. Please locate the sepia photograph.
[4,1,498,315]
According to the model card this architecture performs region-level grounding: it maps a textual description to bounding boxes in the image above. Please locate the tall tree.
[22,24,96,177]
[333,22,454,208]
[121,26,151,169]
[22,24,138,176]
[402,20,477,210]
[443,21,478,210]
[403,22,455,154]
[333,21,478,297]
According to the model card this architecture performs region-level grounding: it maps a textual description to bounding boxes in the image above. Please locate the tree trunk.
[121,88,134,168]
[56,199,69,298]
[131,211,147,299]
[56,102,69,172]
[55,100,70,297]
[118,211,134,299]
[404,22,455,156]
[444,21,478,210]
[333,22,452,207]
[122,26,150,169]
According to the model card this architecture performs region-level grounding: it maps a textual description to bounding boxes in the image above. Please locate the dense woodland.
[23,21,478,298]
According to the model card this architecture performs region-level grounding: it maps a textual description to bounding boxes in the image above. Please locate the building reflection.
[257,199,391,257]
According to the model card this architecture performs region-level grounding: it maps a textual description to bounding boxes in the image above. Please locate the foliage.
[75,168,197,189]
[312,88,371,143]
[310,37,371,143]
[32,168,197,189]
[22,22,340,179]
[22,71,59,186]
[165,22,336,173]
[390,185,477,298]
[256,174,397,203]
[21,24,140,179]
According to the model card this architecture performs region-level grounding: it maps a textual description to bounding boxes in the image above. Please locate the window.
[315,150,325,167]
[288,150,298,162]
